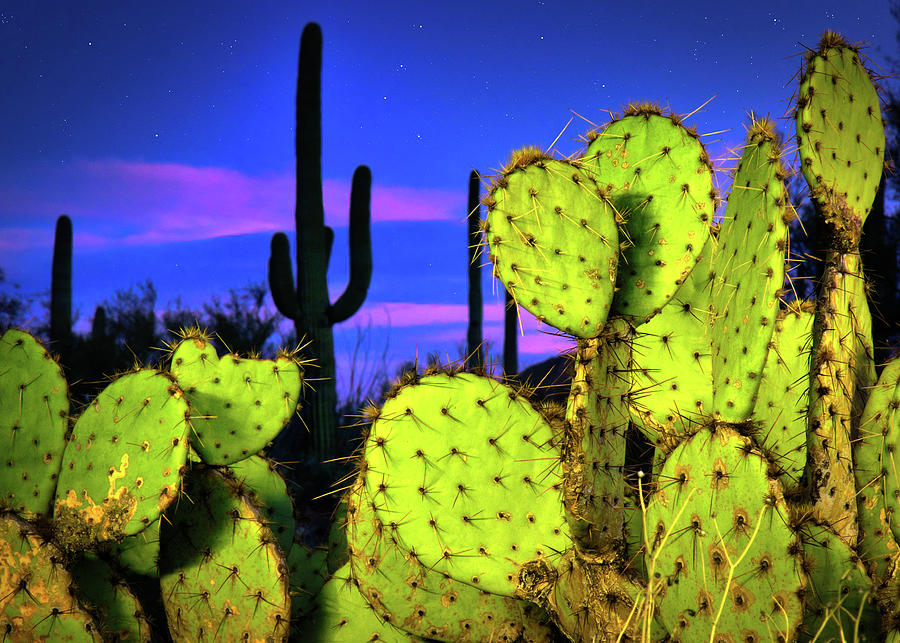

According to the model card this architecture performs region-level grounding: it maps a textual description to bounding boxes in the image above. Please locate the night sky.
[1,1,897,399]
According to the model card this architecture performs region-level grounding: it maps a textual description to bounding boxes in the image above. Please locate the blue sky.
[0,1,896,399]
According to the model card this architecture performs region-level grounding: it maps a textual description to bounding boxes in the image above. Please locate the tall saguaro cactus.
[466,170,484,368]
[268,23,372,463]
[468,169,519,375]
[49,214,72,349]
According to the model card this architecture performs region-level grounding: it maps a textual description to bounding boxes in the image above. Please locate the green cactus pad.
[288,541,329,624]
[363,371,570,597]
[583,104,714,323]
[485,149,618,338]
[108,518,160,577]
[0,329,69,518]
[54,369,190,550]
[753,301,814,488]
[709,117,790,421]
[563,320,631,550]
[629,242,713,446]
[169,334,303,465]
[796,31,886,241]
[0,512,99,641]
[227,455,295,553]
[158,466,290,642]
[855,355,900,581]
[69,554,151,641]
[326,498,349,574]
[347,478,554,642]
[797,521,880,642]
[644,426,805,641]
[302,562,423,642]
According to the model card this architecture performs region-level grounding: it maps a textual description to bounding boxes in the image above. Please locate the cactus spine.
[268,22,372,463]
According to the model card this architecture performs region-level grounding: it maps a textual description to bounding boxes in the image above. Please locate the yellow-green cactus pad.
[629,241,713,445]
[797,521,879,642]
[709,117,790,421]
[0,329,69,518]
[288,541,329,626]
[753,301,814,489]
[0,512,100,641]
[69,554,151,642]
[854,355,900,582]
[302,562,423,642]
[227,455,295,553]
[485,149,618,338]
[583,104,714,323]
[169,336,303,465]
[796,31,885,241]
[54,370,190,549]
[108,518,160,577]
[347,478,554,642]
[363,371,570,597]
[159,467,290,642]
[644,426,805,641]
[563,321,632,550]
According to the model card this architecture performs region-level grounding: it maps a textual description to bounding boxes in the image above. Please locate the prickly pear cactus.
[319,28,896,643]
[483,149,619,338]
[227,454,296,553]
[0,322,312,640]
[362,370,570,597]
[168,329,304,465]
[645,426,805,640]
[0,330,69,519]
[0,512,99,641]
[582,103,714,322]
[158,466,291,642]
[53,369,191,551]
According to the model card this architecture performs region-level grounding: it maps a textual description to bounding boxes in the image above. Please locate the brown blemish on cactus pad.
[52,453,138,552]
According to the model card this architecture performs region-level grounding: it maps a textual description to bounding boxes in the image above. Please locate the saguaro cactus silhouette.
[467,170,519,375]
[466,170,484,368]
[269,23,372,462]
[49,214,72,350]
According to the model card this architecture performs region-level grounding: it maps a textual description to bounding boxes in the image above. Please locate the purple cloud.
[0,159,465,251]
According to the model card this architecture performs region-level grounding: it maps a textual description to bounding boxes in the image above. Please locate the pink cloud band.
[0,158,465,251]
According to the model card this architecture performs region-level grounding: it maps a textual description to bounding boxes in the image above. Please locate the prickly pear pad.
[54,370,190,548]
[302,562,421,642]
[347,478,553,642]
[363,372,570,597]
[629,245,713,445]
[158,467,290,642]
[68,554,150,642]
[645,426,804,641]
[485,150,618,338]
[108,517,160,577]
[583,106,713,323]
[227,455,295,553]
[169,337,302,465]
[798,521,879,641]
[709,118,789,421]
[288,542,329,624]
[0,329,69,518]
[855,355,900,581]
[0,512,99,641]
[796,32,885,238]
[753,302,813,488]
